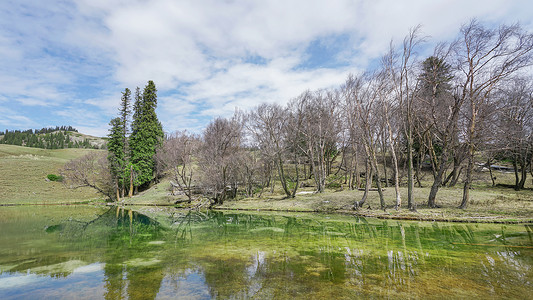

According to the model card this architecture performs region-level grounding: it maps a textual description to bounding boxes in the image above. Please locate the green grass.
[121,178,186,206]
[123,164,533,223]
[118,163,533,222]
[215,184,533,223]
[122,175,533,223]
[0,144,105,204]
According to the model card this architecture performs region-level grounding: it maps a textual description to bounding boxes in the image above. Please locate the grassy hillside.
[0,130,106,149]
[0,144,105,204]
[65,131,107,148]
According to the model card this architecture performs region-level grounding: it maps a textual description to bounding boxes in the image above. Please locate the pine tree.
[129,81,164,190]
[118,88,132,197]
[120,88,132,139]
[108,117,125,201]
[419,56,453,98]
[131,87,143,137]
[127,87,143,196]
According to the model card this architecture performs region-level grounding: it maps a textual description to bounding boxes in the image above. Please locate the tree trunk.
[290,155,300,197]
[407,136,416,211]
[381,134,389,187]
[353,147,360,189]
[115,181,120,202]
[128,165,134,197]
[355,159,371,209]
[270,170,275,194]
[427,134,438,180]
[459,143,475,209]
[428,150,448,208]
[519,163,527,190]
[385,107,401,210]
[374,171,386,211]
[487,158,495,187]
[318,144,327,192]
[442,169,453,186]
[303,162,308,181]
[276,154,292,198]
[392,151,401,210]
[370,150,386,211]
[445,153,463,187]
[519,156,529,189]
[449,167,462,187]
[415,142,423,188]
[513,160,520,190]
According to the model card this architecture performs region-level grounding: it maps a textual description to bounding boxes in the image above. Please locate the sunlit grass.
[121,162,533,222]
[0,144,103,204]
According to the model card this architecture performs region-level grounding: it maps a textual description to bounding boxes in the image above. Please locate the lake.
[0,205,532,299]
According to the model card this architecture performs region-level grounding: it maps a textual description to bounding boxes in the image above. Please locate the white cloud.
[79,0,532,133]
[1,0,532,135]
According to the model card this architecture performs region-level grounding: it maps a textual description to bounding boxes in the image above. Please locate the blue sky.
[0,0,531,136]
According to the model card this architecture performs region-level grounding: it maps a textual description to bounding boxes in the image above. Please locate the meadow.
[124,163,533,223]
[0,144,103,204]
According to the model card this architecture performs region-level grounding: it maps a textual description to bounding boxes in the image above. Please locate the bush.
[47,174,63,182]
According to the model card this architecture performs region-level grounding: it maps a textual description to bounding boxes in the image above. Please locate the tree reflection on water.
[0,206,531,299]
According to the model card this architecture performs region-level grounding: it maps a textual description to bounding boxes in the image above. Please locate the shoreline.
[4,201,531,224]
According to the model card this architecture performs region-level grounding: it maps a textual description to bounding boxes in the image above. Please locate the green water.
[0,206,531,299]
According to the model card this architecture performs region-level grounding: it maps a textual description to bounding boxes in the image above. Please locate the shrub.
[47,174,63,182]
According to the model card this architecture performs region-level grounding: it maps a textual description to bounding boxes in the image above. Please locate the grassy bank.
[217,186,533,223]
[0,144,104,204]
[121,177,533,223]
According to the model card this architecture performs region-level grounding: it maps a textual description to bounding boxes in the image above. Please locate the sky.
[0,0,531,137]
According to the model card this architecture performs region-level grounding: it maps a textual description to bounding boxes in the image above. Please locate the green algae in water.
[0,206,532,299]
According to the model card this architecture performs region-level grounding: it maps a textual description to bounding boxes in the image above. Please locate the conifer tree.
[120,88,132,144]
[119,88,131,197]
[129,81,164,190]
[107,117,125,201]
[127,87,143,196]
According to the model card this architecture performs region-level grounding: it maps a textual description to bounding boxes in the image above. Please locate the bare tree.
[155,131,199,202]
[344,73,387,210]
[198,116,243,205]
[453,20,533,208]
[387,26,425,211]
[341,76,364,192]
[236,149,264,197]
[248,103,299,198]
[376,53,405,210]
[61,152,114,200]
[493,77,533,190]
[291,90,342,193]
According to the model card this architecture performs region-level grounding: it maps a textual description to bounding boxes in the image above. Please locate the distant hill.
[0,126,106,149]
[66,131,107,149]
